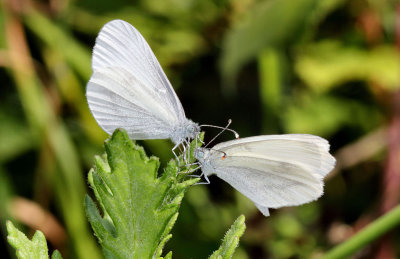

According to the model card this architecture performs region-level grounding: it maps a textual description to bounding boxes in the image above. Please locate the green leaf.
[0,167,14,221]
[85,129,200,258]
[51,250,63,259]
[6,221,63,259]
[257,48,285,133]
[209,215,246,259]
[295,41,400,92]
[283,94,382,136]
[23,11,92,79]
[0,110,34,163]
[220,0,319,86]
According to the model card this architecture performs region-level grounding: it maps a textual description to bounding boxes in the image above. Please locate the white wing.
[91,19,186,124]
[211,156,324,209]
[212,134,336,179]
[201,134,335,213]
[87,67,175,140]
[254,203,270,217]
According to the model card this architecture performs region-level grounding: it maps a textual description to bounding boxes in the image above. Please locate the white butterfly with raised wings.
[86,19,200,157]
[194,134,336,216]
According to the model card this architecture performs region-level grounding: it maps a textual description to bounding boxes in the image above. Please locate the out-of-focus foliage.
[0,111,33,163]
[283,93,383,135]
[296,42,400,92]
[220,0,346,88]
[1,0,400,258]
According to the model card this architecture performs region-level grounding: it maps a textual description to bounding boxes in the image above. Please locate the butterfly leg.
[184,138,191,163]
[181,142,188,165]
[172,142,181,168]
[187,165,209,185]
[197,134,204,145]
[177,161,199,175]
[186,164,201,175]
[176,161,200,178]
[193,173,210,185]
[188,166,210,185]
[181,138,193,166]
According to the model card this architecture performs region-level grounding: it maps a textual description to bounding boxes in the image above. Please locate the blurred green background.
[1,0,400,258]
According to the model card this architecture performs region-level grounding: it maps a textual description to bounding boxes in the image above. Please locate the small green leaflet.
[6,221,62,259]
[209,215,246,259]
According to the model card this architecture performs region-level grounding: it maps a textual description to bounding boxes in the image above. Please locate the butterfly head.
[193,147,210,164]
[185,120,200,139]
[171,120,200,144]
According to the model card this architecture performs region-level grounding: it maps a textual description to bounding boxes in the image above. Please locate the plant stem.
[322,204,400,259]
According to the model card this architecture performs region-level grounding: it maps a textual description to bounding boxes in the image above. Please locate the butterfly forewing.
[87,20,196,141]
[90,19,186,124]
[87,67,176,140]
[212,134,336,179]
[201,134,336,212]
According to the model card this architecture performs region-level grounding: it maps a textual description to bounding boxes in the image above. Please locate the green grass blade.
[322,205,400,259]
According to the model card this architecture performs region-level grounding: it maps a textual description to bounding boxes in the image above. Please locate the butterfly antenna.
[211,149,227,157]
[202,119,239,148]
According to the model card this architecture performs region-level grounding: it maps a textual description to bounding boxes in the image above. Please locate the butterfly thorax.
[194,147,215,174]
[194,147,207,162]
[170,119,200,144]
